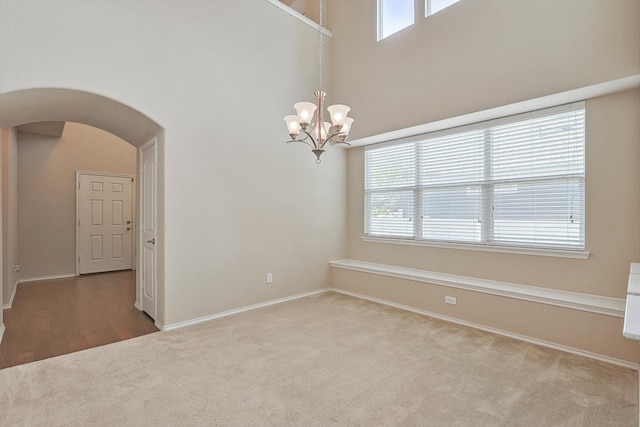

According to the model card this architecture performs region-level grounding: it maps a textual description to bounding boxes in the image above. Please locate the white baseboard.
[329,287,640,371]
[158,289,329,331]
[19,273,77,284]
[2,280,19,309]
[330,259,625,318]
[0,324,5,344]
[134,301,142,311]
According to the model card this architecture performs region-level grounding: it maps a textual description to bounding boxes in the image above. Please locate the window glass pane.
[380,0,414,39]
[367,191,415,237]
[422,186,482,243]
[366,142,415,191]
[493,179,584,248]
[420,130,484,186]
[427,0,460,16]
[492,111,585,181]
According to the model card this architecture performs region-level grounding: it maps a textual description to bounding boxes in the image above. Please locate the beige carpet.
[0,292,637,426]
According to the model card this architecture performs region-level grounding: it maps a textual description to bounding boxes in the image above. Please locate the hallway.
[0,270,158,369]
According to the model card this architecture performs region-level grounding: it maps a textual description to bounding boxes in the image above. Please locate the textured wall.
[330,0,640,362]
[2,127,18,307]
[0,0,347,326]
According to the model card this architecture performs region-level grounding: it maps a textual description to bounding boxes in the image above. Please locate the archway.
[0,88,164,338]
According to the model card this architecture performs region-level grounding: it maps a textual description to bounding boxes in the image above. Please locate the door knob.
[126,220,131,224]
[126,227,131,231]
[147,238,155,245]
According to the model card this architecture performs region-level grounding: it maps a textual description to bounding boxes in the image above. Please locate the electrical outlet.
[445,296,457,305]
[13,264,20,272]
[266,273,273,284]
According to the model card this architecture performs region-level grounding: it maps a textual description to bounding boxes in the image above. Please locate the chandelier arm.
[299,129,319,149]
[287,129,318,149]
[326,132,350,142]
[287,139,317,150]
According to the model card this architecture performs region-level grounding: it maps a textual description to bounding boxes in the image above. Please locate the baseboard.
[2,280,19,309]
[330,259,625,318]
[329,287,640,371]
[158,288,330,331]
[18,273,77,284]
[134,301,142,311]
[0,324,5,344]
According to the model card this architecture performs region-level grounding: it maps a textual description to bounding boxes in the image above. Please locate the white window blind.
[365,102,586,251]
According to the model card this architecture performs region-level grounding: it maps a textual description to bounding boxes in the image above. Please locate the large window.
[365,103,586,251]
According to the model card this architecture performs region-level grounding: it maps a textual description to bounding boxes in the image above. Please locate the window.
[365,103,586,251]
[426,0,460,16]
[378,0,414,40]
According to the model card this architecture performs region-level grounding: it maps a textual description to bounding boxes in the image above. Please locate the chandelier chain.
[318,0,323,92]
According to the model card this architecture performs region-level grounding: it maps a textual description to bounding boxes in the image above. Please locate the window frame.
[364,102,588,258]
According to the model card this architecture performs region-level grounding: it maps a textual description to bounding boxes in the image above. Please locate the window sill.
[361,236,590,259]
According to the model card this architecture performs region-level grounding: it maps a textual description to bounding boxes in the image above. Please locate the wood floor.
[0,270,158,369]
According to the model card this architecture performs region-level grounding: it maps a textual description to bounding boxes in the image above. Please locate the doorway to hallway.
[0,270,158,369]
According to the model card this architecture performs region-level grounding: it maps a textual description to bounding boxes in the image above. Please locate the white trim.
[157,289,329,331]
[2,280,19,309]
[329,287,639,371]
[330,259,625,318]
[264,0,332,37]
[623,295,640,340]
[347,74,640,148]
[0,324,4,344]
[134,301,142,311]
[75,171,135,179]
[362,237,590,259]
[138,137,157,319]
[18,273,77,283]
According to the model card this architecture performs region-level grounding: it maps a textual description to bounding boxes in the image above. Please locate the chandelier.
[283,0,353,164]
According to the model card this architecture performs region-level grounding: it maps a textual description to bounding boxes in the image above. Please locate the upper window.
[426,0,460,16]
[365,103,586,251]
[378,0,414,40]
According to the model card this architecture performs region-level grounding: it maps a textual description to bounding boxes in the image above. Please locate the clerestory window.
[378,0,414,40]
[426,0,460,17]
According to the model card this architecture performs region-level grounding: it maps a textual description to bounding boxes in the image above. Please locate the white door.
[139,139,157,319]
[78,173,134,274]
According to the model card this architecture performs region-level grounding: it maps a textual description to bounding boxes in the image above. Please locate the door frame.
[75,171,136,276]
[135,137,157,318]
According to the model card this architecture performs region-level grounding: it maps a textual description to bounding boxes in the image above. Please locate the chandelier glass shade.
[283,0,353,164]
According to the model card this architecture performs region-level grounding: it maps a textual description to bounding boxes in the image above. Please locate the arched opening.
[0,88,164,366]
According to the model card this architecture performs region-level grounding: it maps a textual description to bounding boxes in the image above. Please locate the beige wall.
[346,89,640,298]
[330,0,640,363]
[329,0,640,142]
[0,0,347,327]
[337,89,640,363]
[18,122,136,279]
[2,127,18,307]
